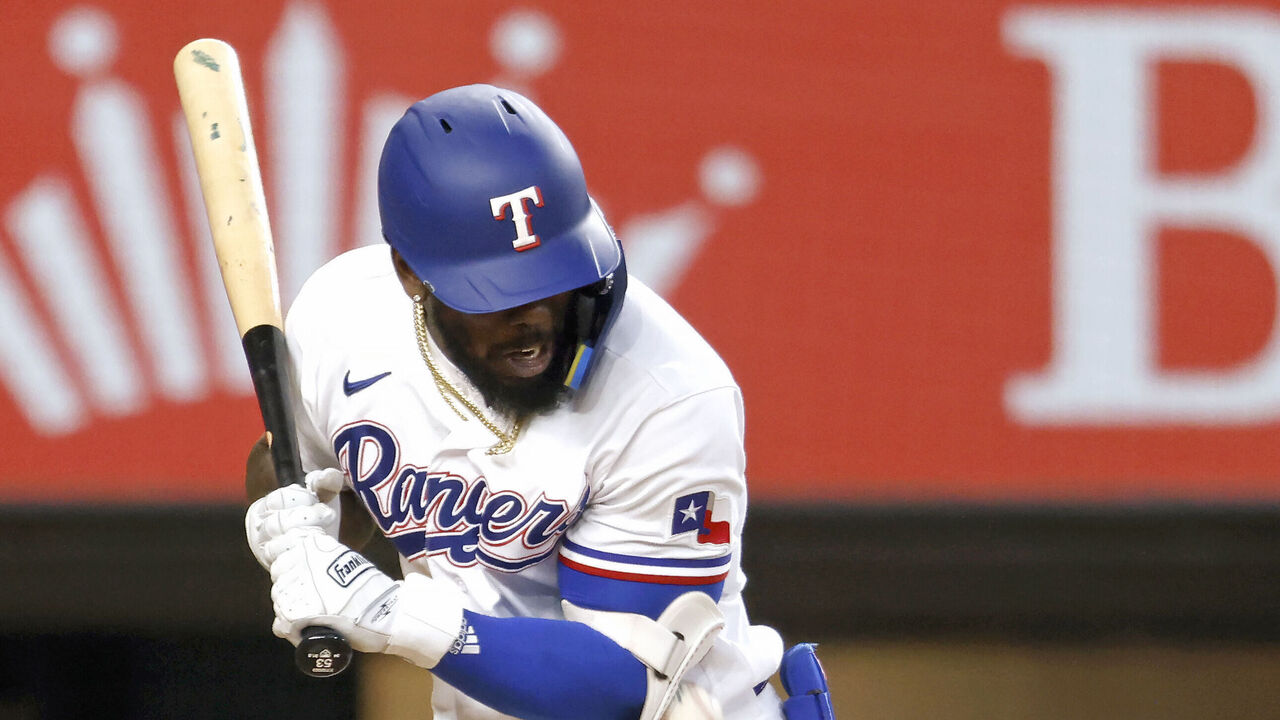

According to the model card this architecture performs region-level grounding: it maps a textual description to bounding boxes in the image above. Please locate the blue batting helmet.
[378,84,626,390]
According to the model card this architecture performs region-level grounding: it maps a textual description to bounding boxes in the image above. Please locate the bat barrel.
[174,38,284,337]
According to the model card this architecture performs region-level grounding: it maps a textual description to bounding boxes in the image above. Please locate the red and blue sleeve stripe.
[558,539,730,619]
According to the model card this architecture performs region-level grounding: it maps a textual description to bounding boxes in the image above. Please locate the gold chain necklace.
[413,300,521,455]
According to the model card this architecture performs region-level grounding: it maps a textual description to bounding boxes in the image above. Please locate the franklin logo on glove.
[327,550,374,587]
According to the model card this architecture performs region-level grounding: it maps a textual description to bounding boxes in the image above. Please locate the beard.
[428,300,573,418]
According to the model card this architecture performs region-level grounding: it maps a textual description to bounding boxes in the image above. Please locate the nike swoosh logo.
[343,370,392,396]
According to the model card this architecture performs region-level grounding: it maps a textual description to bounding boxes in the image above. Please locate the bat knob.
[295,625,353,678]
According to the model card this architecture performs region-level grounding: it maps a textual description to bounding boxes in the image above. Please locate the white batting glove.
[245,468,344,569]
[268,530,399,653]
[267,529,468,668]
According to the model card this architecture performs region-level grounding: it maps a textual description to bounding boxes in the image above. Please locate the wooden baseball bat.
[173,37,351,679]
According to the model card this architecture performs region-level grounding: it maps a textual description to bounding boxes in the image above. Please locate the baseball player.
[244,84,835,720]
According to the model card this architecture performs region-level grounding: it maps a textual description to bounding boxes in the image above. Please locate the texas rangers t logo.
[490,185,544,251]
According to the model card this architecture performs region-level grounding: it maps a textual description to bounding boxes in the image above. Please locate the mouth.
[498,339,554,378]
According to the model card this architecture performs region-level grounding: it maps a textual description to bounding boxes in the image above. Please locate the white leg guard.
[562,592,726,720]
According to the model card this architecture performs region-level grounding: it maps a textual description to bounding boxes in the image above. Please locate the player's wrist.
[383,573,468,670]
[341,578,402,652]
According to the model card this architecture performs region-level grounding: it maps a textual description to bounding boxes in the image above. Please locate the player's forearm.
[257,509,671,719]
[337,490,375,550]
[244,432,276,502]
[429,610,647,720]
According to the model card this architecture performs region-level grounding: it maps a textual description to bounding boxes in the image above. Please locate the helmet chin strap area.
[563,342,594,391]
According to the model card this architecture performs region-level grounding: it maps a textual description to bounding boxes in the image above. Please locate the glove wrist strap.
[384,573,467,669]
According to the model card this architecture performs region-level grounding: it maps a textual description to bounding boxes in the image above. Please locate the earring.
[411,294,422,304]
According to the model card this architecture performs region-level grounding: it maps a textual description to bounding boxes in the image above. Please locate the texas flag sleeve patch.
[671,491,731,545]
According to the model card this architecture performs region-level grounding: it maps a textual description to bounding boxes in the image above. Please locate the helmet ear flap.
[573,274,614,330]
[563,261,628,392]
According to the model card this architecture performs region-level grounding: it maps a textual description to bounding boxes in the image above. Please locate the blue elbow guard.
[780,643,836,720]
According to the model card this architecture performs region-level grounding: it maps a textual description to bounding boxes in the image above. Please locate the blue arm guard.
[780,643,837,719]
[431,610,648,720]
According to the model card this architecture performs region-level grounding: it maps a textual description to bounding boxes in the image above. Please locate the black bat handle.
[294,626,353,677]
[243,324,354,679]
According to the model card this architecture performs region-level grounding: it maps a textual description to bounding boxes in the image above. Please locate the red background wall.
[2,0,1277,503]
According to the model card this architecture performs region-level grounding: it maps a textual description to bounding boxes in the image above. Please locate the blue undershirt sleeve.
[430,610,648,720]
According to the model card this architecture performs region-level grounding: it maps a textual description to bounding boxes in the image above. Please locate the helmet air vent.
[499,98,518,115]
[439,118,453,133]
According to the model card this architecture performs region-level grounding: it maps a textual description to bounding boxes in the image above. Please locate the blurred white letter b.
[1004,8,1280,424]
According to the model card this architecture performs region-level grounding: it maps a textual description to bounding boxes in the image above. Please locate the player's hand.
[267,529,401,654]
[269,529,471,670]
[244,432,277,502]
[245,468,344,569]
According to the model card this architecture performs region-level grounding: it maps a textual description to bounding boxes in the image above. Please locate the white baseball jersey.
[285,245,784,719]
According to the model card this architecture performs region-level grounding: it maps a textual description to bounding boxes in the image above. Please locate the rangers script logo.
[334,422,587,571]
